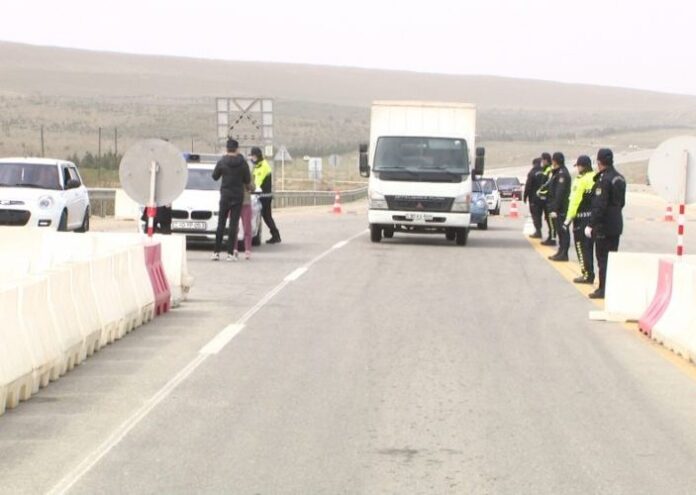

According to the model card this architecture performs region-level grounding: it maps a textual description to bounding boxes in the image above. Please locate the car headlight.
[38,195,54,209]
[368,190,387,210]
[451,194,471,212]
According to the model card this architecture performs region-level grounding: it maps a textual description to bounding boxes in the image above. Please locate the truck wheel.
[478,218,488,230]
[383,227,394,239]
[370,224,382,243]
[445,229,456,241]
[455,228,469,246]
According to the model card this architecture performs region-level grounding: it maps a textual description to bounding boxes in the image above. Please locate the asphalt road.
[2,196,696,494]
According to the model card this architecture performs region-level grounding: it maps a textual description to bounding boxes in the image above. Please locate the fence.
[88,187,368,218]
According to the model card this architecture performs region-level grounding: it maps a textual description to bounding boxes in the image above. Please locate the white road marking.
[199,324,245,355]
[332,240,348,250]
[47,228,367,495]
[284,266,308,282]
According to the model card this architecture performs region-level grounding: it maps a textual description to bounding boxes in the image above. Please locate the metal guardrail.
[87,187,368,217]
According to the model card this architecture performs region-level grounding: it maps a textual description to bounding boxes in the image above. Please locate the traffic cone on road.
[664,204,674,222]
[508,198,520,219]
[332,190,343,214]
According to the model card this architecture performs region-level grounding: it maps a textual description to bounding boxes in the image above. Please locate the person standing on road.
[211,138,251,261]
[587,148,626,299]
[547,152,571,262]
[536,152,556,246]
[524,157,547,238]
[250,147,282,244]
[563,155,595,283]
[240,172,256,260]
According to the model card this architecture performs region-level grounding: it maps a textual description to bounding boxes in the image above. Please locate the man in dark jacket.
[547,152,572,262]
[587,148,626,299]
[211,138,251,261]
[524,157,547,238]
[537,152,556,246]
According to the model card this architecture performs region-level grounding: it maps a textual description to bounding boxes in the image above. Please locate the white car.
[166,154,263,247]
[0,157,90,231]
[478,177,502,216]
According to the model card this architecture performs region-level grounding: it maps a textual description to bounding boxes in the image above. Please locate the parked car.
[0,157,90,231]
[477,177,501,215]
[152,153,262,249]
[471,180,489,230]
[496,176,523,200]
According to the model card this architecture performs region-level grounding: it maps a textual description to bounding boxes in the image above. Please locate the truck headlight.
[451,194,471,212]
[38,195,54,209]
[368,190,387,210]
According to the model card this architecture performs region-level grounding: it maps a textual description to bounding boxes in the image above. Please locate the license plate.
[405,213,433,221]
[172,221,207,230]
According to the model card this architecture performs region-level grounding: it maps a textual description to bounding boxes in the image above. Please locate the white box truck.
[359,101,485,245]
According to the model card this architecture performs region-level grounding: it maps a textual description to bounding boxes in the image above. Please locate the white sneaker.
[245,251,251,261]
[211,252,220,261]
[226,252,239,262]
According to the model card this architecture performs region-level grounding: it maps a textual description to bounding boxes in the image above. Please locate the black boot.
[266,230,281,244]
[529,231,542,239]
[573,275,595,284]
[540,238,556,246]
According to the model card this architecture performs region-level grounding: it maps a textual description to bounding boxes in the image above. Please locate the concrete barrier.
[66,261,103,357]
[17,277,64,388]
[155,234,194,307]
[90,255,126,346]
[652,262,696,359]
[46,266,85,374]
[115,188,141,220]
[638,259,674,338]
[0,285,35,413]
[114,250,141,333]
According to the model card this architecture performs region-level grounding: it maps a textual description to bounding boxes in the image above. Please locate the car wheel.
[370,224,382,243]
[455,228,469,246]
[383,227,394,239]
[76,207,90,233]
[478,218,488,230]
[57,210,68,232]
[445,229,456,241]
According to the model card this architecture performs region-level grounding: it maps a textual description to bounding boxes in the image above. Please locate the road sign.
[119,139,188,237]
[328,154,340,167]
[648,136,696,205]
[274,146,292,162]
[215,97,273,157]
[648,135,696,256]
[308,157,323,181]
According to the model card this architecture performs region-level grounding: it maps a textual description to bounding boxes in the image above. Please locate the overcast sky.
[3,0,694,95]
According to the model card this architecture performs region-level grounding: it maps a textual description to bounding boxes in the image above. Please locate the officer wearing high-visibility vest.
[250,147,281,244]
[563,155,595,284]
[536,152,556,246]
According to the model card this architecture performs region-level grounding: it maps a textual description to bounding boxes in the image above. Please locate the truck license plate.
[405,213,432,221]
[172,221,206,230]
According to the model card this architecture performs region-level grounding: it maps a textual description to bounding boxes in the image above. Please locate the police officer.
[563,155,595,283]
[523,157,546,238]
[547,152,571,262]
[250,147,281,244]
[536,152,556,246]
[586,148,626,299]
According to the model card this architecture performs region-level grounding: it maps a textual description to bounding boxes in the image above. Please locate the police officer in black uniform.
[537,152,556,246]
[523,157,546,238]
[547,152,572,261]
[587,148,626,299]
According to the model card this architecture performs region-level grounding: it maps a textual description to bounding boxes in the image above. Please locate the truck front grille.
[385,196,454,212]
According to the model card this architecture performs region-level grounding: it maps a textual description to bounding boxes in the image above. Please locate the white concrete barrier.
[155,234,194,306]
[18,277,64,388]
[114,250,141,333]
[46,266,86,373]
[66,261,103,357]
[591,253,696,322]
[115,188,141,220]
[0,285,35,413]
[90,255,126,346]
[652,262,696,359]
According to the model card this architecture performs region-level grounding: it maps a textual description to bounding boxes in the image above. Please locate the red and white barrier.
[145,243,171,316]
[638,259,674,337]
[652,262,696,359]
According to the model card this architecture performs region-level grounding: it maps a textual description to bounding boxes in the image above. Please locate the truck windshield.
[186,168,219,191]
[0,163,61,190]
[373,137,469,174]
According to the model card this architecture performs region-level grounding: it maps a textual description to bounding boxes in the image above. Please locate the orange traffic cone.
[664,204,674,222]
[332,191,342,214]
[508,198,520,219]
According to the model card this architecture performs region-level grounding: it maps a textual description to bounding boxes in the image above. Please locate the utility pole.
[40,126,45,157]
[191,136,194,153]
[114,127,118,156]
[98,126,102,183]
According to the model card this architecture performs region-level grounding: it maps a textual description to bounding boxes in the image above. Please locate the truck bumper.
[368,209,471,230]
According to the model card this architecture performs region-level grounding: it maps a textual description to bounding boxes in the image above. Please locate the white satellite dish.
[119,139,188,206]
[648,136,696,205]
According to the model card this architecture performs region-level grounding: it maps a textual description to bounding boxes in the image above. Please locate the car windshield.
[479,179,496,194]
[186,168,218,191]
[0,163,61,190]
[373,137,469,173]
[497,177,520,187]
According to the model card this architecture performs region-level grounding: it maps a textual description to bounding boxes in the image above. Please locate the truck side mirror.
[359,143,370,178]
[474,147,485,177]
